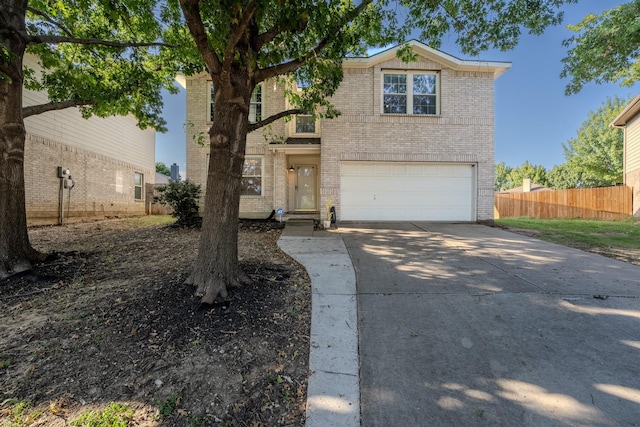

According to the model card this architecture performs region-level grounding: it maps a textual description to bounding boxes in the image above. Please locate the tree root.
[0,251,46,280]
[186,266,252,305]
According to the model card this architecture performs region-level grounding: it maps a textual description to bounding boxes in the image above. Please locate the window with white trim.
[382,72,439,115]
[249,85,262,123]
[134,172,143,200]
[208,83,262,123]
[241,157,262,196]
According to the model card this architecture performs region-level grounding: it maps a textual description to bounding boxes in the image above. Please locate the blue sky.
[155,1,637,177]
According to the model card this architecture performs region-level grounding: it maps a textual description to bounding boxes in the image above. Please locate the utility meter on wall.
[57,167,74,188]
[57,166,70,178]
[64,176,74,189]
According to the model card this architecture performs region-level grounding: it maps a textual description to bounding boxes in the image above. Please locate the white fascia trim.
[344,40,512,79]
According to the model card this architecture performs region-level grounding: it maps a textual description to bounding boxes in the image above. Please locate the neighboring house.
[183,41,510,222]
[612,94,640,217]
[23,54,155,225]
[155,173,171,185]
[499,178,552,194]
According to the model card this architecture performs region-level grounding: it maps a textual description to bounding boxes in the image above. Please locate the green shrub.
[154,180,202,226]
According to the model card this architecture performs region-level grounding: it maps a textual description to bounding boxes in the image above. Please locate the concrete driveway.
[340,222,640,427]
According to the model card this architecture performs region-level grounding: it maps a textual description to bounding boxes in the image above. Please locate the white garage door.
[340,162,475,221]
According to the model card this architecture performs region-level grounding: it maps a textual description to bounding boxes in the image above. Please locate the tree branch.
[22,99,94,118]
[254,26,281,52]
[27,6,74,37]
[254,11,309,52]
[27,34,175,48]
[254,0,372,82]
[179,0,222,75]
[222,0,257,72]
[248,108,305,132]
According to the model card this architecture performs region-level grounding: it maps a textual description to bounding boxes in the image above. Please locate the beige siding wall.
[624,114,640,216]
[22,55,156,224]
[23,57,155,173]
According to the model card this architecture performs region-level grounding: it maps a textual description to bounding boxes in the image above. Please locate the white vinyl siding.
[22,56,154,173]
[626,114,640,173]
[340,162,475,221]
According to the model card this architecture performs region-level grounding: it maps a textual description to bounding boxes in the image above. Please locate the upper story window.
[249,85,262,123]
[208,83,262,123]
[296,76,311,89]
[382,72,439,115]
[295,115,315,133]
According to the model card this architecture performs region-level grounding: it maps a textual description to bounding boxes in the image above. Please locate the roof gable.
[344,40,511,79]
[611,94,640,127]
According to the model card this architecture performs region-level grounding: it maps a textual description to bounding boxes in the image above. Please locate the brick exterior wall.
[24,133,152,225]
[185,44,503,222]
[321,58,495,221]
[185,76,288,218]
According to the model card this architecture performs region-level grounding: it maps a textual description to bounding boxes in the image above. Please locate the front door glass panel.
[296,166,316,210]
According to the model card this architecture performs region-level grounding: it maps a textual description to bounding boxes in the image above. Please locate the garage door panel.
[340,162,475,221]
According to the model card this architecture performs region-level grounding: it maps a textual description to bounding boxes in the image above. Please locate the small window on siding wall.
[134,172,143,200]
[208,83,262,123]
[241,157,262,196]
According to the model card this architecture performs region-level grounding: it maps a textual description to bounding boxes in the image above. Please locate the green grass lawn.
[495,217,640,255]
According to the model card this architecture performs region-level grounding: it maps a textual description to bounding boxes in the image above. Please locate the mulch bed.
[0,218,310,426]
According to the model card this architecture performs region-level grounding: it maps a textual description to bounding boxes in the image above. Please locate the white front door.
[295,165,317,211]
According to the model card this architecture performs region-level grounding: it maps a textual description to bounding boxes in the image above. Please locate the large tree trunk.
[0,0,44,278]
[185,72,254,304]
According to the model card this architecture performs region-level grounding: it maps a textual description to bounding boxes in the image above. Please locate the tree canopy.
[18,0,179,128]
[561,96,626,186]
[496,97,627,191]
[562,0,640,94]
[494,161,549,192]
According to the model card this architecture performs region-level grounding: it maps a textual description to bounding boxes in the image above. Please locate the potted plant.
[324,199,332,229]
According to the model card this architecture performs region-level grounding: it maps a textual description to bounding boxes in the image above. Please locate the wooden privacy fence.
[494,186,632,220]
[145,183,173,215]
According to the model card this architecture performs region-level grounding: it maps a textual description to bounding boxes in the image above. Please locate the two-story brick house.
[184,41,510,222]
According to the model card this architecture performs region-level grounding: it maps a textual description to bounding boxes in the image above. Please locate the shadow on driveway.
[341,222,640,427]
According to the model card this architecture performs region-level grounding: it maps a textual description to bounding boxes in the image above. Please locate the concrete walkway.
[277,220,360,427]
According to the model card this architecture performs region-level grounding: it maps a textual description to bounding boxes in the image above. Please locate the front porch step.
[282,212,320,221]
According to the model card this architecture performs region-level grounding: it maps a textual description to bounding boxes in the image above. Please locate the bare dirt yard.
[0,217,310,426]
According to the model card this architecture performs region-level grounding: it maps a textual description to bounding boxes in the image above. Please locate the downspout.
[58,178,64,225]
[273,152,277,211]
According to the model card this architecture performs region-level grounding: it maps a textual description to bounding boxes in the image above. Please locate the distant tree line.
[495,96,628,192]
